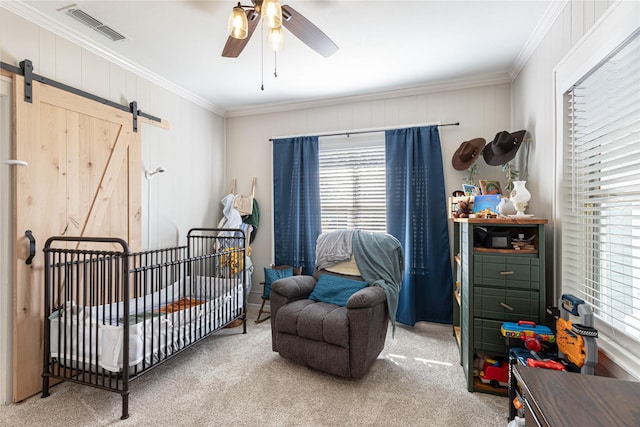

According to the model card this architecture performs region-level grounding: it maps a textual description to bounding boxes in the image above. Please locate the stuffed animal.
[453,198,472,218]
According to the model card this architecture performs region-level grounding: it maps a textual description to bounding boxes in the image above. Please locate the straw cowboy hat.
[452,138,486,171]
[482,130,527,166]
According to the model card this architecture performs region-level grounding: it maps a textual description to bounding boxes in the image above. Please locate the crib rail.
[42,228,247,420]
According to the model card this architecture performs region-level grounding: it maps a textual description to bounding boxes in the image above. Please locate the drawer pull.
[500,271,515,275]
[500,302,514,311]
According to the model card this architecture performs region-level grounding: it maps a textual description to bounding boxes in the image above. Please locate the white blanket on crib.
[50,276,243,372]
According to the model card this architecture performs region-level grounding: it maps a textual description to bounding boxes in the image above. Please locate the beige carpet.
[1,307,508,426]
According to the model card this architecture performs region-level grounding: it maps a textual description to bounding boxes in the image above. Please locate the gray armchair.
[270,231,403,378]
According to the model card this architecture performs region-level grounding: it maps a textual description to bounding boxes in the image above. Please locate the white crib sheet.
[49,276,244,373]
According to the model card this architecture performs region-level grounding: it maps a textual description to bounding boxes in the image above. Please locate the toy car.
[479,359,509,388]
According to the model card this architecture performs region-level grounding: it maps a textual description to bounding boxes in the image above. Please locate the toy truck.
[479,359,509,388]
[501,320,555,352]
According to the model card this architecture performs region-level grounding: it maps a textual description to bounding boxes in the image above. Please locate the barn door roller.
[21,59,33,103]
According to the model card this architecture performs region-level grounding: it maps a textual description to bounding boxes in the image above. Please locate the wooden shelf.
[454,254,461,264]
[453,217,548,225]
[454,289,461,305]
[474,247,538,254]
[454,326,461,347]
[473,377,508,395]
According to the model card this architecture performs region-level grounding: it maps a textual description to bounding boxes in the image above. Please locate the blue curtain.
[385,126,453,325]
[272,137,322,275]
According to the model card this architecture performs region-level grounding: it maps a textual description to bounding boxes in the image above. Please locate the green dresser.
[452,218,547,394]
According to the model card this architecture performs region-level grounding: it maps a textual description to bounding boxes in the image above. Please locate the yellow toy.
[553,294,598,374]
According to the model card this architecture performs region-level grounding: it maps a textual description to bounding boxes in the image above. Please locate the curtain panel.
[272,137,322,275]
[385,126,453,325]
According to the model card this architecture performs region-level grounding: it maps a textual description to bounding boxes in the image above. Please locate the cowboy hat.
[452,138,486,171]
[482,130,527,166]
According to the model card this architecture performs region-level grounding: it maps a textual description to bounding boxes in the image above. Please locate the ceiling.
[14,1,554,115]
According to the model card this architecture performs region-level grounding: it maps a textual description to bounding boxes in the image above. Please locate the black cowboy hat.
[482,130,527,166]
[452,138,486,171]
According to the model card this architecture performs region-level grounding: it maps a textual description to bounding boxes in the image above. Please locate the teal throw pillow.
[308,274,368,307]
[263,267,293,298]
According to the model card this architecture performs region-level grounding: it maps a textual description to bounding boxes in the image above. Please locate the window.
[560,27,640,354]
[318,134,386,233]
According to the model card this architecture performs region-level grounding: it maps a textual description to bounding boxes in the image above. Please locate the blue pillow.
[308,274,368,307]
[263,267,293,298]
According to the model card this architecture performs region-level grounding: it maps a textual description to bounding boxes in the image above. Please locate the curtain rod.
[268,121,460,141]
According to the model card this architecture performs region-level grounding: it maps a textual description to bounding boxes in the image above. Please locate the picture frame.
[479,180,502,195]
[462,184,479,196]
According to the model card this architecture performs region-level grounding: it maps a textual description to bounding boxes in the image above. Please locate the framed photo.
[462,184,479,196]
[479,180,502,195]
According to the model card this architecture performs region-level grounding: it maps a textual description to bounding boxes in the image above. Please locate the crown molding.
[2,0,226,116]
[224,74,512,118]
[510,0,568,80]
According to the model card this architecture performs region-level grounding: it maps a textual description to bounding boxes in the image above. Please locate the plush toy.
[453,198,472,218]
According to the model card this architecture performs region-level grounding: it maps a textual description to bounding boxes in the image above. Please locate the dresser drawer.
[473,287,539,322]
[474,255,540,290]
[474,318,506,354]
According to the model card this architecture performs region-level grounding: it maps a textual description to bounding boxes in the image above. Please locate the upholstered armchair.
[270,231,403,378]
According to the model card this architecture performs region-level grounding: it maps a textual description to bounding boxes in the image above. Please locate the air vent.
[62,5,128,42]
[94,25,127,42]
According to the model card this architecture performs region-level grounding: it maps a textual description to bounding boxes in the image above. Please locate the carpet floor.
[1,307,508,426]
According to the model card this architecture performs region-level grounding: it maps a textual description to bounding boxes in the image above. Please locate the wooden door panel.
[13,80,69,401]
[12,75,142,401]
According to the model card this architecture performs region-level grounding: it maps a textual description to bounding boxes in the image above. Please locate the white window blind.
[319,136,386,233]
[562,32,640,342]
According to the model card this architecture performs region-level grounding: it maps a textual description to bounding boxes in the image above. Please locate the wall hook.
[4,160,28,166]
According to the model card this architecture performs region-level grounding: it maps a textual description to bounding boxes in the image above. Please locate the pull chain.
[260,19,264,91]
[274,50,278,78]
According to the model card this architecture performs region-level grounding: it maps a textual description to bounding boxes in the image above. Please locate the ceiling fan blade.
[222,9,260,58]
[281,5,338,58]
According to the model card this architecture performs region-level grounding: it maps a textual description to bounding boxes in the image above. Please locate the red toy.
[527,359,565,371]
[479,359,509,388]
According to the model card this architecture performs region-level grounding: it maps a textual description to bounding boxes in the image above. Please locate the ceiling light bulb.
[261,0,282,29]
[228,4,248,39]
[268,26,284,52]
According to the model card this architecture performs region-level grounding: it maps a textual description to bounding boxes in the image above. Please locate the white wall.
[226,83,513,305]
[512,0,612,301]
[0,8,226,403]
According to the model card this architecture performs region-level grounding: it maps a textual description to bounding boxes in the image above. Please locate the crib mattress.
[49,276,243,373]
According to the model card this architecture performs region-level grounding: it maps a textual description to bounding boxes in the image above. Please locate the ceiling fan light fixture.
[228,3,248,40]
[261,0,282,29]
[267,26,284,52]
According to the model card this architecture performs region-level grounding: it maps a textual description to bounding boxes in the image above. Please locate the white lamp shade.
[261,0,282,29]
[268,26,284,52]
[228,5,248,39]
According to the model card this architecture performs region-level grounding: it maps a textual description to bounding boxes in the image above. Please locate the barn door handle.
[25,230,35,265]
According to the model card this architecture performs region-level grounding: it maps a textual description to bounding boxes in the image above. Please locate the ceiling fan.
[222,0,339,58]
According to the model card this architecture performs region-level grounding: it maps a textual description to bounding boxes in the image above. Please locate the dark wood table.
[511,365,640,426]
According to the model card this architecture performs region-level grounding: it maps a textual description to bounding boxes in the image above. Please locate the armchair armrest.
[270,275,317,352]
[271,275,317,300]
[346,286,386,309]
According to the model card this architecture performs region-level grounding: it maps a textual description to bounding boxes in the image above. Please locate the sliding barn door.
[12,75,141,401]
